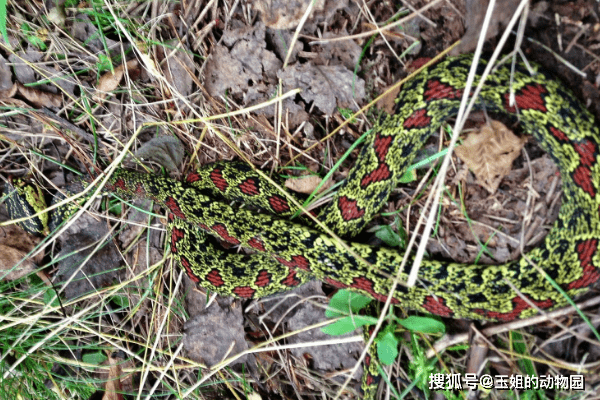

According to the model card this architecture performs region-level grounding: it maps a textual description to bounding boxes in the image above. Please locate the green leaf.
[398,169,417,183]
[107,199,122,215]
[0,0,8,44]
[111,295,130,308]
[21,22,32,34]
[325,289,372,318]
[43,288,60,308]
[377,331,399,365]
[338,107,357,124]
[97,53,113,73]
[82,351,107,365]
[27,35,47,51]
[21,23,47,50]
[398,315,446,334]
[321,315,378,336]
[374,225,403,247]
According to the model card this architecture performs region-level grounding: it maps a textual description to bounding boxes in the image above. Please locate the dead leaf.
[47,5,67,27]
[204,22,281,98]
[253,0,347,31]
[160,41,195,98]
[0,244,37,281]
[54,214,123,300]
[455,120,526,194]
[322,29,362,70]
[287,298,362,378]
[285,174,332,194]
[377,85,401,115]
[103,354,124,400]
[0,55,13,92]
[0,82,17,99]
[16,82,62,108]
[95,59,139,101]
[278,63,366,114]
[183,299,250,368]
[451,0,522,55]
[71,13,121,56]
[253,0,326,29]
[0,224,42,281]
[134,135,185,172]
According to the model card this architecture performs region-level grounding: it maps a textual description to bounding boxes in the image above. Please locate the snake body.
[96,54,600,323]
[6,55,600,321]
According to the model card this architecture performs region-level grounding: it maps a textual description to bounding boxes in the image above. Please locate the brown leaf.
[455,120,526,193]
[285,174,332,194]
[0,224,42,281]
[160,41,195,97]
[0,244,37,281]
[278,63,365,115]
[16,82,62,108]
[0,82,17,98]
[253,0,329,29]
[95,59,139,101]
[102,354,124,400]
[451,0,522,55]
[183,297,250,368]
[377,85,401,115]
[54,214,123,300]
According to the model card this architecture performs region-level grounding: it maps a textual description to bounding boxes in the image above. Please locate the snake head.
[3,177,50,236]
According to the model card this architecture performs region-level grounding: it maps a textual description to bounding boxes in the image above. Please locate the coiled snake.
[4,54,600,396]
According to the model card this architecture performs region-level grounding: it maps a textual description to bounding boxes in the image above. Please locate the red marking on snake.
[424,79,463,101]
[338,196,365,221]
[549,126,569,141]
[281,269,301,287]
[248,236,265,252]
[233,286,255,298]
[165,196,186,219]
[206,269,224,287]
[180,256,200,283]
[134,182,146,197]
[362,344,381,389]
[199,223,210,232]
[568,239,600,290]
[573,166,595,197]
[365,373,376,386]
[185,171,201,183]
[409,57,431,69]
[403,108,431,129]
[209,167,228,191]
[360,163,391,187]
[324,277,346,288]
[373,133,393,161]
[351,277,400,304]
[112,178,127,191]
[422,296,453,317]
[476,296,553,321]
[275,255,311,271]
[211,223,241,245]
[504,84,547,112]
[238,177,260,196]
[170,227,185,253]
[268,194,291,214]
[573,140,597,166]
[255,270,271,287]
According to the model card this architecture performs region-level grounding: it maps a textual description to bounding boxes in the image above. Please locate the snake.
[4,54,600,397]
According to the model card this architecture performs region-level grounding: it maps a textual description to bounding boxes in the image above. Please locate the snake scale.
[4,53,600,396]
